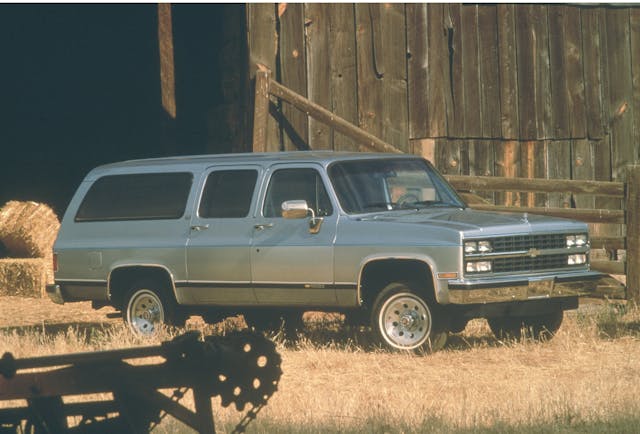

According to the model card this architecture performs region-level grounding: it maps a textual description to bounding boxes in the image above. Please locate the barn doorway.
[0,4,248,215]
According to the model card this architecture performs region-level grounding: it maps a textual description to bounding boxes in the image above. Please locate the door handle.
[254,223,274,231]
[190,224,210,232]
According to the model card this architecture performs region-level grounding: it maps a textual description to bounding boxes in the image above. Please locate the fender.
[356,253,444,305]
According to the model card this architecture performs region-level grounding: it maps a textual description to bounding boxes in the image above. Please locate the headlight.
[464,240,492,254]
[566,234,588,248]
[478,241,493,253]
[568,254,587,265]
[466,261,492,273]
[464,241,478,254]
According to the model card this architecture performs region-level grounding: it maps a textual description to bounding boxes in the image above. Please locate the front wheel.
[123,281,185,336]
[371,283,447,352]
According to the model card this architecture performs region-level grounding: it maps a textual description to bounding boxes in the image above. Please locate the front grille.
[491,234,566,252]
[491,254,569,274]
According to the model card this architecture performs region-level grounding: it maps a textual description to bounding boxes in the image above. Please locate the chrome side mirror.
[281,200,324,234]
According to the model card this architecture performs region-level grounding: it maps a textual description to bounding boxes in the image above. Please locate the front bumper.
[446,271,602,304]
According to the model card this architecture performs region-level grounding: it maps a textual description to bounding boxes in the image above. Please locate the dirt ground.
[0,296,119,328]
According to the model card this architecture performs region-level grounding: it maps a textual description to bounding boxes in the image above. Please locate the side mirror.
[281,200,309,219]
[281,200,324,234]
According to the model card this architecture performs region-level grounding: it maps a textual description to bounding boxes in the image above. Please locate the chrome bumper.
[447,271,601,305]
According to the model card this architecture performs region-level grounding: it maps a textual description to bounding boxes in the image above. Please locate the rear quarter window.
[75,172,193,222]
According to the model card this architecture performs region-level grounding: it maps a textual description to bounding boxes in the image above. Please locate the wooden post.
[157,4,176,119]
[626,165,640,304]
[252,69,271,153]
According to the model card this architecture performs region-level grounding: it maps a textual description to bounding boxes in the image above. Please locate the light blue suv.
[47,152,600,351]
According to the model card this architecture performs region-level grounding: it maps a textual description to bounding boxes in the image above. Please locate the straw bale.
[0,201,60,259]
[0,258,48,298]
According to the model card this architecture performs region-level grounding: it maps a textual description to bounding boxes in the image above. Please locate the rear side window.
[75,172,193,222]
[199,170,258,218]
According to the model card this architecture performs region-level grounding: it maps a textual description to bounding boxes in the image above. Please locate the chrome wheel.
[378,292,432,350]
[126,289,165,336]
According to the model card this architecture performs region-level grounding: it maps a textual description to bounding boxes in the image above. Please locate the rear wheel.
[123,281,185,336]
[488,310,564,341]
[371,282,447,352]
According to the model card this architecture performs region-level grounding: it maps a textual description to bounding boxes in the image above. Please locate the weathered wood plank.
[533,4,552,140]
[252,70,271,152]
[606,8,634,182]
[548,6,586,139]
[379,3,409,151]
[461,5,481,138]
[546,140,572,208]
[469,140,495,202]
[630,9,640,162]
[477,5,501,139]
[157,4,176,120]
[521,141,546,206]
[407,3,429,140]
[355,4,384,141]
[437,139,462,176]
[548,7,572,139]
[581,8,605,139]
[591,260,625,275]
[497,4,519,140]
[572,139,596,213]
[516,5,551,140]
[445,174,624,196]
[327,4,358,151]
[494,140,521,206]
[447,4,465,137]
[426,4,449,137]
[515,6,538,140]
[564,6,587,138]
[305,3,331,150]
[246,4,280,151]
[279,3,308,150]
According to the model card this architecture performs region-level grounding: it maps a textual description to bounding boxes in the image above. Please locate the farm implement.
[0,330,281,433]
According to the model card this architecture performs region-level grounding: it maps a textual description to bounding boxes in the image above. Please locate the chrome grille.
[492,254,570,274]
[491,234,566,253]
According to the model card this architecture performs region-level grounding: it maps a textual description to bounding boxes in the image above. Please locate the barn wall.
[246,4,640,200]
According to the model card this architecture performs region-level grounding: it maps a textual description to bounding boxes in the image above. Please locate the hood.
[357,208,587,237]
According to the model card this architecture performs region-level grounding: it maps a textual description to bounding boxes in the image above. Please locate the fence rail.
[252,69,639,303]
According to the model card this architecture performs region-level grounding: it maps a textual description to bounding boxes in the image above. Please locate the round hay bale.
[0,201,60,258]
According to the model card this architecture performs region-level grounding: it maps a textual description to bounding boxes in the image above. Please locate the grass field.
[1,300,640,433]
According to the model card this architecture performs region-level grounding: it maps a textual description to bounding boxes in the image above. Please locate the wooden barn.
[241,4,640,193]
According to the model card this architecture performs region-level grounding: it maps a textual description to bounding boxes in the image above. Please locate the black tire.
[489,310,564,341]
[123,280,185,336]
[371,282,447,352]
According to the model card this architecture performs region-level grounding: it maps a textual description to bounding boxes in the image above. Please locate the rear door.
[185,165,262,305]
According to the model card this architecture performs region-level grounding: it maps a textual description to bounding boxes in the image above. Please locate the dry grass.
[1,301,640,433]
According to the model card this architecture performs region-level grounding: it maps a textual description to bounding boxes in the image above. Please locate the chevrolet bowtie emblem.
[528,248,541,258]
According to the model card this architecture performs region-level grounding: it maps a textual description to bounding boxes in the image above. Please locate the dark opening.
[0,4,248,215]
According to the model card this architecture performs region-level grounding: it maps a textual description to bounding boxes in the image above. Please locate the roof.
[84,151,420,179]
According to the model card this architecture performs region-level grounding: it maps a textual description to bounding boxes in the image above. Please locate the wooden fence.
[252,69,640,302]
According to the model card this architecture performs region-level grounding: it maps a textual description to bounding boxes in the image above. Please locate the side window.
[199,170,258,218]
[263,168,333,218]
[75,172,193,222]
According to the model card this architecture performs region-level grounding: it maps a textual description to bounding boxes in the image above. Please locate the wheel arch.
[108,264,177,310]
[357,255,438,310]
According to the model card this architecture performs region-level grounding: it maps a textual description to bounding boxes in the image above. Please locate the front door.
[185,165,261,305]
[251,165,338,305]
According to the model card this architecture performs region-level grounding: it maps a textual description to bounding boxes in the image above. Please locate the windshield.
[328,158,465,214]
